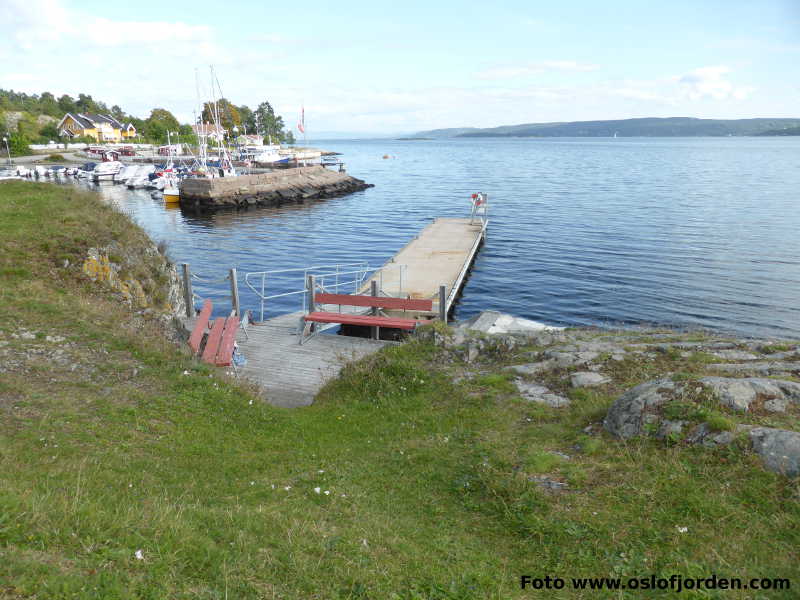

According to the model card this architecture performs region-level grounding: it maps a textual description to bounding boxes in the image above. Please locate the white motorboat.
[15,166,31,177]
[114,164,139,184]
[127,165,156,189]
[33,165,48,177]
[92,161,123,181]
[76,162,98,178]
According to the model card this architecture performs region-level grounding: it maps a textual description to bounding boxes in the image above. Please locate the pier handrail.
[244,262,372,321]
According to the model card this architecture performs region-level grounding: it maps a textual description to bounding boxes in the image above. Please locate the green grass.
[0,182,799,598]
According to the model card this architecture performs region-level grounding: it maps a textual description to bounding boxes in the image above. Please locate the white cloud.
[477,60,599,80]
[677,65,754,101]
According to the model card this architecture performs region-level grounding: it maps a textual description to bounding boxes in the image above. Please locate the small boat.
[76,162,98,178]
[33,165,48,177]
[162,173,180,204]
[126,165,156,188]
[114,164,140,184]
[92,161,123,181]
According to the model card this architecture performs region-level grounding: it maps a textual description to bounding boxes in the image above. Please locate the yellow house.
[57,113,137,142]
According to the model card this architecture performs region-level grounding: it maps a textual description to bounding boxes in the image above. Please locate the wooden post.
[439,285,447,323]
[181,263,193,317]
[306,274,316,313]
[370,280,379,340]
[229,268,240,317]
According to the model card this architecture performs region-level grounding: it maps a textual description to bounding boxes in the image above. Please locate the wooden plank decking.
[362,217,487,316]
[233,310,388,408]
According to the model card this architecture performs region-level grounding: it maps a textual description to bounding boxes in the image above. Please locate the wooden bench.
[188,299,240,368]
[299,292,433,344]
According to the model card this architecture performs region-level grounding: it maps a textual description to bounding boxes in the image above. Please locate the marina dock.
[361,216,488,318]
[189,197,489,407]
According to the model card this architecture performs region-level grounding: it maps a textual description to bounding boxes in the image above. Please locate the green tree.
[75,93,97,113]
[38,122,60,142]
[39,92,60,117]
[238,105,253,133]
[8,132,31,156]
[251,101,291,142]
[144,108,180,143]
[201,98,240,134]
[58,94,76,114]
[110,105,126,121]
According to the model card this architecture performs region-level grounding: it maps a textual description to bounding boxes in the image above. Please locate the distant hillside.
[756,125,800,136]
[416,117,800,138]
[413,127,483,138]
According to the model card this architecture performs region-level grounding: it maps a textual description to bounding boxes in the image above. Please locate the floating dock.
[189,199,489,407]
[360,216,487,318]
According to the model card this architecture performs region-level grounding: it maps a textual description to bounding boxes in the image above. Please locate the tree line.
[0,89,294,156]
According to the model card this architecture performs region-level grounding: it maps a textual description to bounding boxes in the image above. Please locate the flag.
[297,106,305,134]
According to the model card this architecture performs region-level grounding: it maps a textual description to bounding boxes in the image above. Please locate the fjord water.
[94,137,800,338]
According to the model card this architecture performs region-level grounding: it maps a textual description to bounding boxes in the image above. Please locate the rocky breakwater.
[178,166,373,211]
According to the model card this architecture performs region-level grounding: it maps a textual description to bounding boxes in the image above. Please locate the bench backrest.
[188,299,213,352]
[314,292,433,312]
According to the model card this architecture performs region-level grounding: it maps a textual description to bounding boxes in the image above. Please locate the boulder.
[505,361,555,376]
[712,349,760,361]
[749,428,800,477]
[544,350,599,368]
[603,379,676,439]
[698,377,800,412]
[570,371,610,388]
[514,380,570,408]
[456,310,562,335]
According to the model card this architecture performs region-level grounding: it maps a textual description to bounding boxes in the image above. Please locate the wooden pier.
[361,217,488,318]
[233,311,387,408]
[197,203,488,407]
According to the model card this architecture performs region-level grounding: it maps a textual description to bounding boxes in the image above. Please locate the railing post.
[260,273,266,323]
[370,280,379,340]
[229,267,240,317]
[181,263,193,317]
[439,285,447,323]
[306,274,316,313]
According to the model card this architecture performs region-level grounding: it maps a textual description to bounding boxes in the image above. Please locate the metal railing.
[244,262,372,322]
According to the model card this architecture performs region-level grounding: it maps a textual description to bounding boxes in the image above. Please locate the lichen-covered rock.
[505,361,554,376]
[514,380,570,408]
[711,349,760,361]
[698,377,800,411]
[603,379,676,439]
[749,428,800,477]
[570,371,610,387]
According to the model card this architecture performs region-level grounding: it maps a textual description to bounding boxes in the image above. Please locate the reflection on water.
[72,137,800,338]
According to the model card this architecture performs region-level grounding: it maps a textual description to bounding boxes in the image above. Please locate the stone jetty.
[178,165,373,211]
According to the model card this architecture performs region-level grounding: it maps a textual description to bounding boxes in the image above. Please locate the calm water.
[84,137,800,338]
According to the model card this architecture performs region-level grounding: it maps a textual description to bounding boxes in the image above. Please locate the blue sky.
[1,0,798,134]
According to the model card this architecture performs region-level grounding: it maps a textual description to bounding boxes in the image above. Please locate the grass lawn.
[0,182,798,598]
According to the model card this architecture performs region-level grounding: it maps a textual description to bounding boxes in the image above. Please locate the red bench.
[188,299,240,368]
[300,292,433,344]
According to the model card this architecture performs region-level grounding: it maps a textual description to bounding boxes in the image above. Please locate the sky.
[1,0,799,135]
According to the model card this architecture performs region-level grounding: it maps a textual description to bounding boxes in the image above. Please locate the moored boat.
[92,161,123,181]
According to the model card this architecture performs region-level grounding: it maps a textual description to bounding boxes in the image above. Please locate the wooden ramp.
[363,217,487,316]
[233,311,388,408]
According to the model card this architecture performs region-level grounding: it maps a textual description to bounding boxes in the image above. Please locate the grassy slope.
[1,182,798,598]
